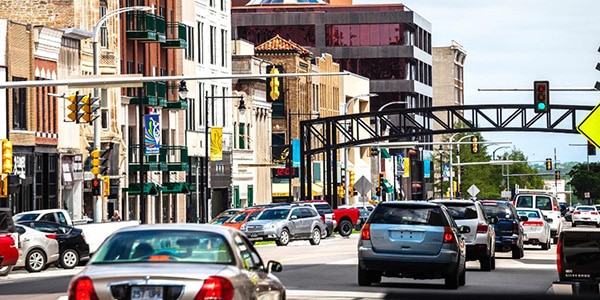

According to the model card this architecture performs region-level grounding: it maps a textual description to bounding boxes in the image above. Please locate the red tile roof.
[255,34,312,57]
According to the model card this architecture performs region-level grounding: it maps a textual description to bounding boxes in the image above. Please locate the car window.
[482,203,515,220]
[441,203,478,220]
[39,213,58,223]
[313,203,333,214]
[227,212,249,223]
[13,213,40,222]
[56,212,70,226]
[0,209,16,233]
[535,196,553,210]
[576,206,595,211]
[290,208,302,219]
[369,205,445,226]
[515,196,533,208]
[258,208,289,220]
[517,210,540,219]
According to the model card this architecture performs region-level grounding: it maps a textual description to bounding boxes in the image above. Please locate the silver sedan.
[14,224,60,272]
[66,224,286,300]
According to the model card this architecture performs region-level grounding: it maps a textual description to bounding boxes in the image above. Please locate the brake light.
[523,221,544,226]
[68,276,98,300]
[196,276,234,300]
[476,223,488,233]
[556,239,563,276]
[573,211,581,215]
[45,234,57,240]
[443,226,455,243]
[553,202,558,211]
[592,212,598,215]
[513,221,520,235]
[360,223,371,240]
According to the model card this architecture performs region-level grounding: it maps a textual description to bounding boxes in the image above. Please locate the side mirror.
[267,260,283,273]
[290,215,298,220]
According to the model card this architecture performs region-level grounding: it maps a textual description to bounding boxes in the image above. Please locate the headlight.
[264,223,276,230]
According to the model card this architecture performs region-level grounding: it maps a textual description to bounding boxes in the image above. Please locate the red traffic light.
[92,179,100,187]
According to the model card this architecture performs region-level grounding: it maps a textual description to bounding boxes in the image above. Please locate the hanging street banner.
[577,102,600,148]
[402,157,410,178]
[210,127,223,161]
[396,154,405,176]
[424,159,431,178]
[292,139,300,167]
[144,113,160,155]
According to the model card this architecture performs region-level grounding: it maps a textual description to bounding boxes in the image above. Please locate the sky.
[353,0,600,164]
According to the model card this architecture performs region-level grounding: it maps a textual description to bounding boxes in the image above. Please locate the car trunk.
[493,219,517,237]
[369,224,443,255]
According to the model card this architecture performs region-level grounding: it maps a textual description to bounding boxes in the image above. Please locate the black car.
[16,220,90,269]
[480,200,526,259]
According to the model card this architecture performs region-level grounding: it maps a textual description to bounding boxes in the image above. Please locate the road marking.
[287,290,386,300]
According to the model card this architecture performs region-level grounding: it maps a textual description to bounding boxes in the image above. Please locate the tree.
[567,162,600,203]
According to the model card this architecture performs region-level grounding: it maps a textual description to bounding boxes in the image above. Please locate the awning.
[272,183,289,197]
[310,182,323,196]
[380,148,391,158]
[123,182,160,196]
[161,182,191,194]
[381,179,394,193]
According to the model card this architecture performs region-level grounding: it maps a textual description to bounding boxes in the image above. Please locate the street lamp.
[341,93,377,205]
[455,135,475,199]
[92,5,155,222]
[376,101,407,201]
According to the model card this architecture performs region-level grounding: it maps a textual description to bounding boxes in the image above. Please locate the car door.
[235,234,285,299]
[288,207,303,237]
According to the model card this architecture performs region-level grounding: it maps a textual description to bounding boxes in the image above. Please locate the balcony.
[162,83,189,109]
[128,82,167,106]
[161,182,191,194]
[125,12,166,43]
[162,22,188,49]
[160,146,189,172]
[128,145,167,172]
[123,182,160,196]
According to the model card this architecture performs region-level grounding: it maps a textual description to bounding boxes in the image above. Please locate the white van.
[513,193,562,244]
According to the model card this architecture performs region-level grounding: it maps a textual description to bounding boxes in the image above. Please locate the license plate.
[250,233,258,238]
[131,286,163,300]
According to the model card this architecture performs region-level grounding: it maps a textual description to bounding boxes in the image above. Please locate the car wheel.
[276,229,290,246]
[60,249,80,269]
[325,227,332,237]
[480,254,493,271]
[511,246,522,259]
[491,255,496,270]
[572,222,576,227]
[444,266,460,289]
[0,265,13,276]
[596,222,600,228]
[459,267,466,286]
[25,249,47,273]
[338,220,353,237]
[358,267,380,286]
[309,228,321,245]
[541,238,550,250]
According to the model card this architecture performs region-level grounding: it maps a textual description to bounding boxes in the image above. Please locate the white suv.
[430,199,496,271]
[513,193,562,244]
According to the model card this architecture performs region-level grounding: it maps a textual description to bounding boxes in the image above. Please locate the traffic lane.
[0,265,81,299]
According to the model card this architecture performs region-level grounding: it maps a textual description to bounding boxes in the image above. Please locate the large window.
[12,77,27,130]
[237,25,315,47]
[210,26,216,65]
[325,24,404,47]
[335,58,407,80]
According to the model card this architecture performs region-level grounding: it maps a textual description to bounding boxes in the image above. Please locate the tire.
[572,222,576,227]
[0,265,13,277]
[309,228,321,245]
[338,219,353,237]
[358,267,380,286]
[444,266,460,289]
[60,249,80,269]
[459,267,466,286]
[25,249,47,273]
[541,238,550,250]
[491,255,496,270]
[276,229,290,246]
[480,254,492,271]
[596,222,600,228]
[511,246,522,259]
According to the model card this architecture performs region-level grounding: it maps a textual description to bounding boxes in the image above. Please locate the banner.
[292,139,300,167]
[396,154,405,176]
[423,159,431,178]
[402,157,410,178]
[144,113,160,155]
[210,127,223,161]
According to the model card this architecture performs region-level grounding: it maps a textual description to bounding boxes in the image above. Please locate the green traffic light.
[537,102,547,111]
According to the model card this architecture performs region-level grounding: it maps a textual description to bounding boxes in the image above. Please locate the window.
[12,77,27,130]
[185,26,195,61]
[238,123,246,149]
[99,1,108,48]
[197,21,204,64]
[210,26,217,65]
[221,29,227,67]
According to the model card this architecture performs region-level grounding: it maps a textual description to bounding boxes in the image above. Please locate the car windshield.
[482,204,514,220]
[12,213,39,222]
[369,205,445,226]
[257,208,290,220]
[440,203,478,220]
[226,212,249,223]
[91,230,234,265]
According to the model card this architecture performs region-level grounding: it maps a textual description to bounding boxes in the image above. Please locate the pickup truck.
[552,229,600,295]
[13,208,139,255]
[296,200,361,237]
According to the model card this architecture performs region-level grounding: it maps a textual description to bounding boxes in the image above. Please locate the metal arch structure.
[299,103,594,207]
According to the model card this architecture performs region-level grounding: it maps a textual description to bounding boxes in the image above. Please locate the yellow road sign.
[577,103,600,149]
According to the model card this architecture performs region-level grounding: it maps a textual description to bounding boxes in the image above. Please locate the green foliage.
[567,162,600,202]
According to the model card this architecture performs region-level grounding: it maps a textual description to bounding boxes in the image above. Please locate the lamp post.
[341,93,377,205]
[92,5,154,222]
[455,135,475,199]
[203,91,246,222]
[288,110,319,202]
[439,144,444,198]
[376,101,406,201]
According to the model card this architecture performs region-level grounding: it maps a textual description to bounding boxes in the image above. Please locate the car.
[513,193,562,243]
[220,207,266,231]
[516,208,552,250]
[0,208,18,276]
[431,199,496,271]
[14,224,60,272]
[17,220,90,269]
[292,201,336,237]
[66,224,285,300]
[338,204,372,231]
[571,205,600,227]
[241,205,327,246]
[358,201,468,289]
[208,208,241,225]
[480,200,525,259]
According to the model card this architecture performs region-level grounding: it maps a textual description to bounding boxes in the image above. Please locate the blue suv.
[480,200,526,259]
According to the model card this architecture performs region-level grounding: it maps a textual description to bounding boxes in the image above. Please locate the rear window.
[369,205,446,226]
[313,203,333,215]
[515,196,533,208]
[482,203,515,220]
[517,209,541,219]
[439,203,478,220]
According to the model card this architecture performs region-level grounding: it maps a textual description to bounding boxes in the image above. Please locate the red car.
[0,208,19,276]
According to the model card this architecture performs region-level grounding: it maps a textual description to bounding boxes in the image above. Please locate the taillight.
[476,223,488,233]
[195,276,234,300]
[573,211,581,215]
[360,223,371,240]
[556,239,563,276]
[592,212,598,215]
[443,226,455,243]
[553,203,558,211]
[523,221,544,226]
[513,221,520,235]
[68,276,98,300]
[45,234,57,240]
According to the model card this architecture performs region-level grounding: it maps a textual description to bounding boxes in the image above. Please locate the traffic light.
[348,170,355,195]
[459,165,464,175]
[91,178,102,196]
[545,158,552,170]
[378,172,385,187]
[81,94,100,123]
[66,92,84,123]
[0,174,7,198]
[369,147,379,157]
[533,81,549,113]
[266,65,284,102]
[101,175,110,197]
[337,184,344,199]
[1,140,13,174]
[588,141,597,156]
[470,135,479,154]
[555,170,561,180]
[90,149,101,176]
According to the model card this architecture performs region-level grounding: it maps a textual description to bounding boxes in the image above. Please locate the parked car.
[431,199,496,271]
[208,208,241,225]
[14,224,60,272]
[338,204,372,231]
[358,201,468,289]
[480,200,525,259]
[66,224,286,300]
[571,205,600,227]
[221,207,266,231]
[516,208,552,250]
[17,220,90,269]
[292,201,336,237]
[513,193,562,243]
[0,208,18,276]
[241,205,327,246]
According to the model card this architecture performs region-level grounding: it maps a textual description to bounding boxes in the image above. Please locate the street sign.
[577,102,600,148]
[467,184,480,197]
[354,176,373,196]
